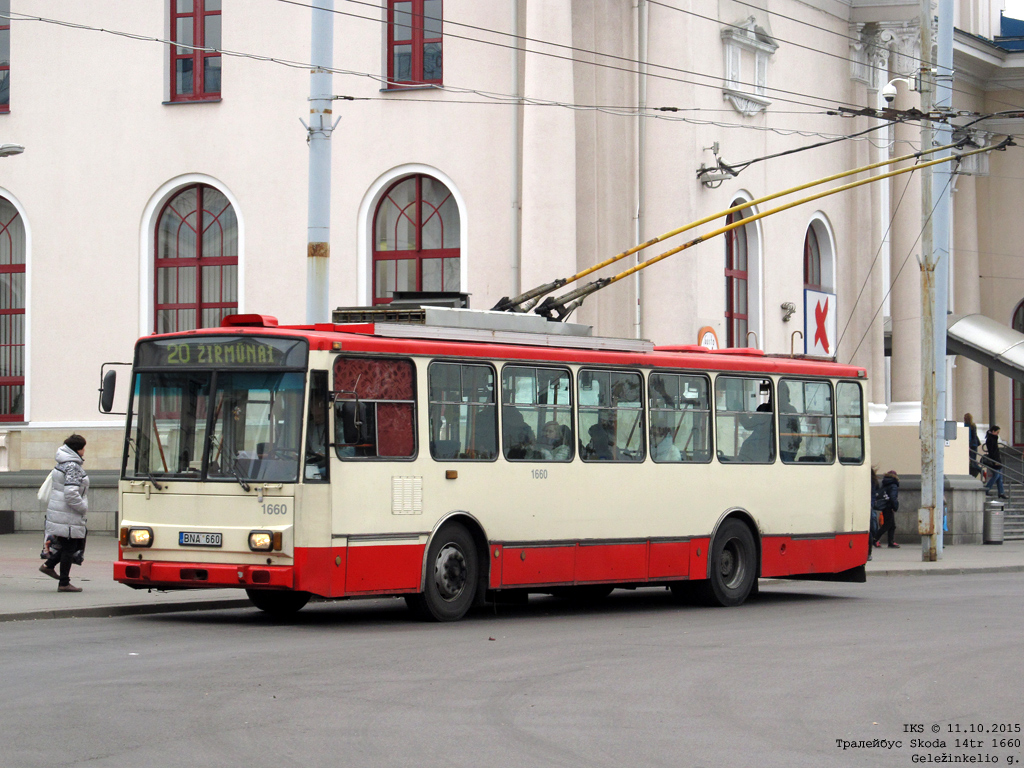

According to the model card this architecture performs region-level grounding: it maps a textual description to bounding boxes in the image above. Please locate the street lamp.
[0,143,25,157]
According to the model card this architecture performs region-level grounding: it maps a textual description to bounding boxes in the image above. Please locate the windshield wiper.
[146,472,163,491]
[231,460,251,493]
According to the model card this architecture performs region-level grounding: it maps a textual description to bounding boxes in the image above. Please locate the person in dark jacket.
[984,425,1008,499]
[873,470,901,548]
[868,467,883,561]
[965,413,981,478]
[38,435,89,592]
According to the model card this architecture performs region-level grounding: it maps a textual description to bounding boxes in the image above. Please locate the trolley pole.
[306,0,335,324]
[920,0,953,561]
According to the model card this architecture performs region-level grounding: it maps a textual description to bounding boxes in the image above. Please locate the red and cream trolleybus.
[105,306,870,620]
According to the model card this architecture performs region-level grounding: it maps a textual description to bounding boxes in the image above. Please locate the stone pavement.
[2,532,1023,622]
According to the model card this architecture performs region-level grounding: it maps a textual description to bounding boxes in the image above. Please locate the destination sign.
[136,336,308,369]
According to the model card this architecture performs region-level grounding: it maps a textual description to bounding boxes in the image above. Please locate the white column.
[886,113,923,423]
[953,175,984,420]
[519,0,577,292]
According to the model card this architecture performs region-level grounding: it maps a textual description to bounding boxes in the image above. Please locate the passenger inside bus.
[539,421,572,460]
[585,421,618,460]
[778,384,803,462]
[737,403,774,463]
[503,406,540,459]
[652,421,682,462]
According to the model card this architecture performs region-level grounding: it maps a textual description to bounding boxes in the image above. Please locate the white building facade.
[0,0,1023,476]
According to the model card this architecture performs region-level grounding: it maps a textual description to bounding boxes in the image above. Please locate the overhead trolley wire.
[527,139,1013,321]
[2,9,928,145]
[844,170,958,364]
[279,0,871,113]
[493,134,962,313]
[649,0,1024,115]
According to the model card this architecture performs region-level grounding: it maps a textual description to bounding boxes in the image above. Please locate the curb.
[0,598,253,623]
[867,564,1024,578]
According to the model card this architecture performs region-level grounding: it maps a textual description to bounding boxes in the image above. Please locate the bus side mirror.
[99,370,117,413]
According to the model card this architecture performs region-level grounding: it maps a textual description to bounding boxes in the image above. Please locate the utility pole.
[306,0,335,324]
[920,0,953,561]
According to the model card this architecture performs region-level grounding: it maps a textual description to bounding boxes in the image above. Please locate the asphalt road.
[3,574,1022,768]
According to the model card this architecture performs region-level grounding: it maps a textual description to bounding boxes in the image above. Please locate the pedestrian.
[38,434,89,592]
[873,470,901,548]
[965,413,981,478]
[868,467,886,562]
[984,425,1008,499]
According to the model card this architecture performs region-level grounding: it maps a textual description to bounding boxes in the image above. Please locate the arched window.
[804,217,835,293]
[1013,302,1024,446]
[804,226,822,290]
[725,208,749,347]
[372,174,460,304]
[154,184,237,333]
[0,195,24,421]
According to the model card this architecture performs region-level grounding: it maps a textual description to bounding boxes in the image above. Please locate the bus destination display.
[136,336,308,369]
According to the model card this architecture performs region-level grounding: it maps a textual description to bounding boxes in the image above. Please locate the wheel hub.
[433,544,468,601]
[720,540,745,587]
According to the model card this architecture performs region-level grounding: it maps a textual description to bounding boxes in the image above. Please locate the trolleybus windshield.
[124,336,308,483]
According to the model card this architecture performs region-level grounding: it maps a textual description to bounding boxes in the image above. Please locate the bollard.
[983,500,1004,545]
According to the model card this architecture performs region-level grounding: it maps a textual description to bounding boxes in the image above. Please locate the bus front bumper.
[114,560,294,590]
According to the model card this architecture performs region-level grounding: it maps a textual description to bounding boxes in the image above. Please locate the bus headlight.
[249,531,273,551]
[127,527,153,548]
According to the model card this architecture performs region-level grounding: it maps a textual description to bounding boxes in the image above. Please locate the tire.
[695,518,757,607]
[408,523,479,622]
[246,588,311,615]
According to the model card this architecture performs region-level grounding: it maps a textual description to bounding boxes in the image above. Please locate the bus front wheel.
[246,588,311,616]
[407,523,479,622]
[696,519,757,607]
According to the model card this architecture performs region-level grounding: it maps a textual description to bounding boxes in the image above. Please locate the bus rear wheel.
[696,519,757,607]
[246,589,311,616]
[407,523,479,622]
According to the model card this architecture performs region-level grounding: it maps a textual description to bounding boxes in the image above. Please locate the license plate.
[179,531,222,547]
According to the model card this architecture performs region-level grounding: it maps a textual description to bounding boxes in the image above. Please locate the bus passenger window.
[778,379,834,464]
[501,366,573,461]
[715,377,774,463]
[649,373,711,463]
[578,369,644,462]
[333,357,416,460]
[304,370,330,481]
[428,362,497,461]
[836,381,864,464]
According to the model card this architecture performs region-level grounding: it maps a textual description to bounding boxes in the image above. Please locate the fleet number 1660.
[262,503,288,515]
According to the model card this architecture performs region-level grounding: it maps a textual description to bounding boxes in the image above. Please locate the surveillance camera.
[881,82,898,104]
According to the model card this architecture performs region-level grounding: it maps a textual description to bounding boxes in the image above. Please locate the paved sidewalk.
[2,532,1023,622]
[0,533,250,622]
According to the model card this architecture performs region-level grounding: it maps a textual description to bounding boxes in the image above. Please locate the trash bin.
[983,500,1004,545]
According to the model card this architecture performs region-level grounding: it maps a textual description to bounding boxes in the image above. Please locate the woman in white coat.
[38,434,89,592]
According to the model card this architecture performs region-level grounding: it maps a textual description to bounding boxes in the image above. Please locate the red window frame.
[169,0,221,102]
[804,225,822,291]
[154,184,237,333]
[372,174,459,305]
[0,0,10,114]
[725,209,749,348]
[386,0,442,87]
[0,199,24,422]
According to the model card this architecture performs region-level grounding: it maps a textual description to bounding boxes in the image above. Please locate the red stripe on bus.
[293,547,337,596]
[344,543,424,595]
[759,533,866,577]
[576,542,648,582]
[649,540,691,579]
